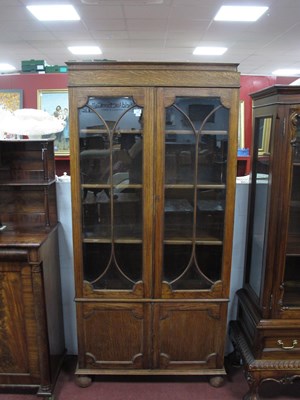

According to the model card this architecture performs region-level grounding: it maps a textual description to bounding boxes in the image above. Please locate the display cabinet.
[67,62,240,386]
[0,140,65,398]
[230,85,300,399]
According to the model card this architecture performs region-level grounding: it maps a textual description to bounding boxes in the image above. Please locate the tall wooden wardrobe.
[67,62,240,386]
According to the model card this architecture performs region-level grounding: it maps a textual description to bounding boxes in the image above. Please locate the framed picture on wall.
[37,89,69,155]
[0,89,23,111]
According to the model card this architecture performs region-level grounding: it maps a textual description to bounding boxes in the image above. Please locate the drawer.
[262,335,300,360]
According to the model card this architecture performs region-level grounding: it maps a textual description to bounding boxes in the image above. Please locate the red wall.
[0,71,297,165]
[240,75,295,149]
[0,73,68,108]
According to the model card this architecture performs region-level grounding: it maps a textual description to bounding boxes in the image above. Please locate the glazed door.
[247,107,300,317]
[71,87,155,300]
[278,108,300,312]
[154,88,237,300]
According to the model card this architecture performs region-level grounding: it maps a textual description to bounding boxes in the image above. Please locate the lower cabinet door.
[153,302,227,371]
[79,302,152,370]
[0,265,40,385]
[78,301,227,372]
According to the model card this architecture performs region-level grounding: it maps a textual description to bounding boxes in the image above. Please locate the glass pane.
[83,188,142,240]
[83,243,143,290]
[283,112,300,306]
[163,96,228,290]
[197,188,225,240]
[165,97,229,185]
[79,96,143,289]
[79,97,143,185]
[164,188,193,240]
[163,244,222,290]
[248,117,272,296]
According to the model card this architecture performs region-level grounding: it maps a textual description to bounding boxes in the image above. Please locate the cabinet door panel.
[79,302,150,370]
[0,265,40,384]
[153,302,226,370]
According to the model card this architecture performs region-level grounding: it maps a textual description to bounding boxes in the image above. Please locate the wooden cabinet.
[0,140,65,398]
[67,62,240,385]
[230,85,300,399]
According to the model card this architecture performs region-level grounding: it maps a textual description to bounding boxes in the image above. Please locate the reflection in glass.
[79,97,143,185]
[248,117,272,296]
[79,96,143,289]
[258,117,272,155]
[163,96,229,290]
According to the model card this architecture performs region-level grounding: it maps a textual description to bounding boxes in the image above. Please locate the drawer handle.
[277,339,298,350]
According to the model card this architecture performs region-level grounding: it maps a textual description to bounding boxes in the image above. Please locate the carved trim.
[250,359,300,370]
[159,351,217,369]
[290,111,300,145]
[85,351,143,368]
[261,374,300,385]
[31,265,42,273]
[83,280,144,298]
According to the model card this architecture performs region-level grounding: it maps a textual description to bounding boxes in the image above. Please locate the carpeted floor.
[0,356,299,399]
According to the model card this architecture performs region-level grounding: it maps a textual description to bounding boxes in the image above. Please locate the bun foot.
[209,375,225,388]
[75,375,92,388]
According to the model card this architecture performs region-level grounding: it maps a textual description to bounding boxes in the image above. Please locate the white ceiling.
[1,0,300,76]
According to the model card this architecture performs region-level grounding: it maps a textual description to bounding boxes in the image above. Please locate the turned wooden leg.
[75,375,92,388]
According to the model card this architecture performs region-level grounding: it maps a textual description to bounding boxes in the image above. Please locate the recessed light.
[68,46,102,55]
[193,47,227,56]
[214,6,268,22]
[272,69,300,76]
[0,63,16,72]
[26,5,80,21]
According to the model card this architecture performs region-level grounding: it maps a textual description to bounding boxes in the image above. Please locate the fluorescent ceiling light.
[193,47,227,56]
[26,5,80,21]
[68,46,102,55]
[214,6,268,22]
[0,63,16,72]
[290,78,300,86]
[272,69,300,76]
